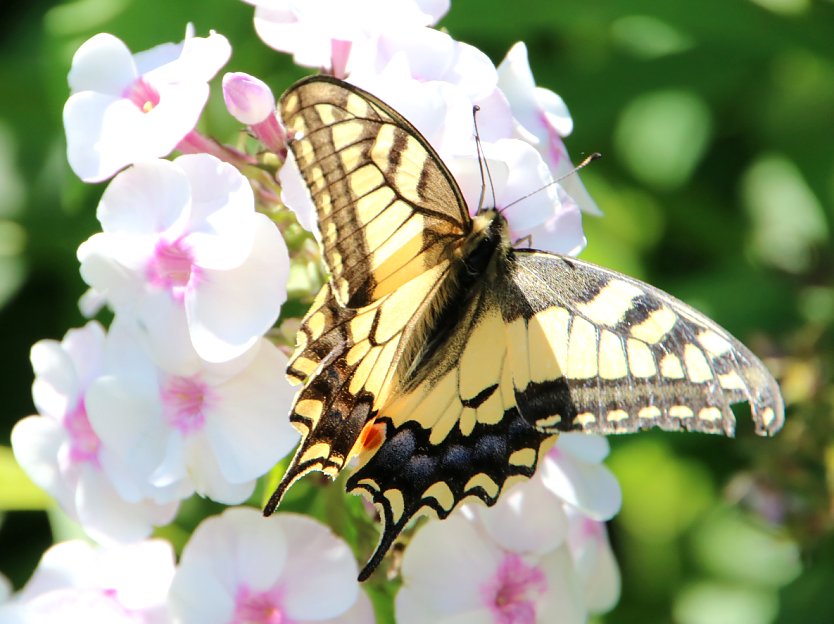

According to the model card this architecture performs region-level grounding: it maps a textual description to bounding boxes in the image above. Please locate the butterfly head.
[461,209,512,276]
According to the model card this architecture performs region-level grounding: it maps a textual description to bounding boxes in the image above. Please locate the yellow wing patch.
[280,76,470,309]
[507,251,784,437]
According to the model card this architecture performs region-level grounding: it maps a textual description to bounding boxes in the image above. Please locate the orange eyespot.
[358,420,386,454]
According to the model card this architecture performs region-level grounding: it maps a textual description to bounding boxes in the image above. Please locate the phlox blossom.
[169,508,374,624]
[11,322,178,544]
[77,154,289,363]
[85,319,298,505]
[396,434,621,623]
[0,540,174,624]
[396,514,588,624]
[245,0,449,77]
[497,42,600,216]
[64,27,231,182]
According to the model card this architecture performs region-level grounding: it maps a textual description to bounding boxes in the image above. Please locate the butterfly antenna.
[472,105,497,215]
[499,152,602,215]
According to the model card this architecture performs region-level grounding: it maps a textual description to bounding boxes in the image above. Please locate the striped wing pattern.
[267,258,455,514]
[347,283,556,580]
[280,76,470,309]
[504,251,784,436]
[270,76,784,581]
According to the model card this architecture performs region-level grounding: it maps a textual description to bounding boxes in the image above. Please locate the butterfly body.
[266,75,784,581]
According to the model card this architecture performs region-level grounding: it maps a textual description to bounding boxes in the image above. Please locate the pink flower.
[222,72,286,154]
[77,154,289,363]
[169,508,374,623]
[397,433,622,622]
[396,515,587,624]
[497,42,600,216]
[0,540,175,623]
[11,323,178,544]
[85,319,298,505]
[64,28,231,182]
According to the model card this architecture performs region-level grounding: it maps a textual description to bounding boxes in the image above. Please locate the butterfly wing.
[347,280,555,580]
[503,250,784,436]
[345,247,784,580]
[280,76,471,309]
[266,257,455,514]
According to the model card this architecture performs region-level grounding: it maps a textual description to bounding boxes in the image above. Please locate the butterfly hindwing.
[347,281,556,580]
[280,76,471,309]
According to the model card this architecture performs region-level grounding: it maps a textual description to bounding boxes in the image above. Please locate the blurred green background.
[1,0,832,622]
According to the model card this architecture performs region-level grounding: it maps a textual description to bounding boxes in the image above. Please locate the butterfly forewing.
[280,76,471,309]
[503,251,784,436]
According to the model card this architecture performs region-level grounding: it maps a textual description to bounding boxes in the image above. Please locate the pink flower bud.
[222,72,275,125]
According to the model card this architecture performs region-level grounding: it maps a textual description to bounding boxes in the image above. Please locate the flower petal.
[280,514,360,621]
[67,33,137,94]
[203,341,298,484]
[475,476,568,555]
[540,450,623,521]
[186,214,288,363]
[399,515,501,615]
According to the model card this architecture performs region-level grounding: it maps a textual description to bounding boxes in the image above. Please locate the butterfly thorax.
[397,208,512,392]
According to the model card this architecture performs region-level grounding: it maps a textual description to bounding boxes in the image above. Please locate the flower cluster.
[0,511,372,623]
[8,0,620,621]
[397,435,621,623]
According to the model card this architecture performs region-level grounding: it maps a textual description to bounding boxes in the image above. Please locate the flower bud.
[222,72,275,125]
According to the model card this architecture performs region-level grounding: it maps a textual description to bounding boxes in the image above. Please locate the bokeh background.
[1,0,832,622]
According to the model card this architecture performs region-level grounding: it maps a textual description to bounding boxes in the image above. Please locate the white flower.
[540,433,623,521]
[397,433,622,622]
[396,515,587,624]
[169,508,373,624]
[0,540,174,624]
[64,28,231,182]
[497,42,601,215]
[11,322,178,544]
[565,508,621,614]
[246,0,449,77]
[85,319,298,505]
[77,154,289,363]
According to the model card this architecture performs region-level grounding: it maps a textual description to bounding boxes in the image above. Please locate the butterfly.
[264,75,784,581]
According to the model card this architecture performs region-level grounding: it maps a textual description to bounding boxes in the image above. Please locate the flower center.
[65,402,101,466]
[146,238,196,301]
[482,553,547,624]
[233,585,290,624]
[161,376,212,435]
[123,77,161,113]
